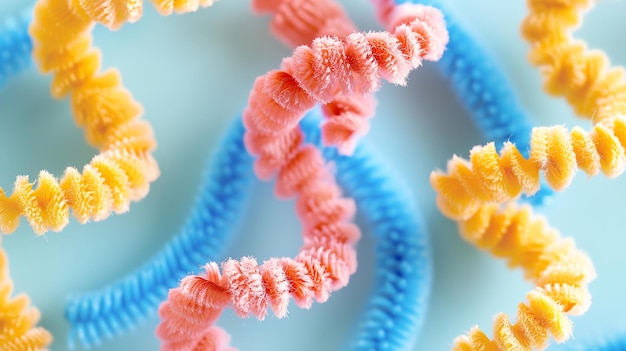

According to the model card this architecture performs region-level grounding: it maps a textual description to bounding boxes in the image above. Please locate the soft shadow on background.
[1,1,626,350]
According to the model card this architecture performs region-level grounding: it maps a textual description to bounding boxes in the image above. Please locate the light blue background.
[1,1,626,350]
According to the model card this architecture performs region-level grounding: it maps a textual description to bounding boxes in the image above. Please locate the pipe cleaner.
[0,247,53,350]
[146,109,433,351]
[252,0,376,156]
[65,0,359,347]
[254,1,434,348]
[157,5,447,350]
[65,2,431,350]
[372,0,555,206]
[520,0,625,123]
[427,0,626,347]
[0,10,32,88]
[566,332,626,351]
[64,114,256,349]
[68,0,217,30]
[16,0,162,235]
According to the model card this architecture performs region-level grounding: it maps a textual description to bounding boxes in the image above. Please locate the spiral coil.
[64,116,254,349]
[0,10,32,87]
[252,0,376,155]
[431,115,626,221]
[0,249,52,350]
[452,204,595,350]
[7,0,160,234]
[156,141,360,350]
[520,0,626,122]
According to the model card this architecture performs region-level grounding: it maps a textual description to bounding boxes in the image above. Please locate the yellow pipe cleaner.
[68,0,217,30]
[431,115,626,221]
[453,204,595,350]
[0,248,52,350]
[15,0,166,235]
[520,0,626,122]
[427,0,621,347]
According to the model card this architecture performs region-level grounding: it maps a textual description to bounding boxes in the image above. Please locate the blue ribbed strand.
[0,9,32,88]
[64,118,255,349]
[397,0,553,206]
[309,121,432,351]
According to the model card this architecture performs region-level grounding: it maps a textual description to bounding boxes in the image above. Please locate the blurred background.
[1,0,626,350]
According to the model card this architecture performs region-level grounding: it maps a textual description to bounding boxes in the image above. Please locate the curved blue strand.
[64,117,255,349]
[305,117,432,351]
[0,9,33,88]
[65,109,432,350]
[565,333,626,351]
[397,0,554,206]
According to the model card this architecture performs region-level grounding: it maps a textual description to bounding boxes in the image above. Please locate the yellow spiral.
[521,0,626,122]
[0,248,52,350]
[66,0,218,30]
[6,0,161,235]
[149,0,218,16]
[452,204,595,350]
[430,114,626,221]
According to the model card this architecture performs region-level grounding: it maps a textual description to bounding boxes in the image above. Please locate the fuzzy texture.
[243,4,448,182]
[568,333,626,351]
[255,2,431,348]
[373,0,555,206]
[0,248,53,350]
[0,10,32,88]
[251,0,376,155]
[18,0,159,235]
[156,133,361,351]
[452,204,595,350]
[521,0,626,122]
[63,118,254,349]
[157,6,448,346]
[68,0,217,30]
[431,115,626,221]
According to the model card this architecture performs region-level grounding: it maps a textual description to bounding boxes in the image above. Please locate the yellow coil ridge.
[6,0,161,235]
[0,249,53,350]
[521,0,626,122]
[431,115,626,221]
[452,204,595,351]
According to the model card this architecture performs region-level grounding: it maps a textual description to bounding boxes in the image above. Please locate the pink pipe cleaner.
[245,4,447,181]
[252,0,376,155]
[156,4,447,351]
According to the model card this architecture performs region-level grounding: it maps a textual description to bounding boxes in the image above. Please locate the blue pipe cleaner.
[64,117,256,349]
[312,121,431,351]
[64,109,432,350]
[0,9,33,88]
[397,0,553,206]
[565,333,626,351]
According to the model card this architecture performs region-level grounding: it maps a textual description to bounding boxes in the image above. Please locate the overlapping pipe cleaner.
[156,4,448,350]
